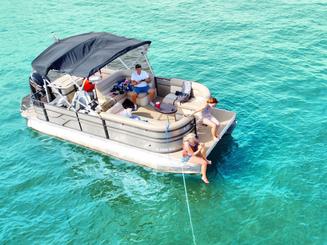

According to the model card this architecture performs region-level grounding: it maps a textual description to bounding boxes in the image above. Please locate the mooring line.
[181,167,197,245]
[165,122,196,245]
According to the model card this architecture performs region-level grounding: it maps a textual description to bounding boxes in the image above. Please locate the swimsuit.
[181,142,199,162]
[201,105,212,120]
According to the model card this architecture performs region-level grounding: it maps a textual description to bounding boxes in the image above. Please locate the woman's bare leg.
[210,117,220,138]
[189,156,209,184]
[203,118,217,139]
[201,162,209,184]
[148,88,156,102]
[128,92,138,104]
[212,124,218,138]
[200,145,211,164]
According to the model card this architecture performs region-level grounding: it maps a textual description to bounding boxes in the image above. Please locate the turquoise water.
[1,0,326,244]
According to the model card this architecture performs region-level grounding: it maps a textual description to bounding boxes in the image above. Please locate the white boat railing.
[30,94,197,153]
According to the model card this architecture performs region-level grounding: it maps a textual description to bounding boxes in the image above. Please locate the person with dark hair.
[128,64,155,106]
[191,97,220,139]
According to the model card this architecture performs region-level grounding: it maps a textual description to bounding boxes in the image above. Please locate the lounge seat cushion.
[107,102,125,114]
[96,70,131,106]
[162,93,178,104]
[178,97,207,111]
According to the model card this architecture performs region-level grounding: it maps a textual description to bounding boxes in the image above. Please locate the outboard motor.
[29,72,46,101]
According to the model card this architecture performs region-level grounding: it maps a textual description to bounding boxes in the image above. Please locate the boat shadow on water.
[26,129,241,208]
[207,134,240,179]
[169,134,241,186]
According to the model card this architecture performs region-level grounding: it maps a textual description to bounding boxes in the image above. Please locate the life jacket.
[83,79,95,92]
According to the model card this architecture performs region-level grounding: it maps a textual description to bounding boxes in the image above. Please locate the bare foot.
[201,176,209,184]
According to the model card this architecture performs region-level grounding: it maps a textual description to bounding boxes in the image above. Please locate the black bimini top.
[32,32,151,78]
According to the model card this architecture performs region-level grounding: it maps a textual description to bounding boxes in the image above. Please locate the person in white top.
[128,64,156,105]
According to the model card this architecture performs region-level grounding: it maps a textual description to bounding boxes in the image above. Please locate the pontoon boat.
[20,32,236,174]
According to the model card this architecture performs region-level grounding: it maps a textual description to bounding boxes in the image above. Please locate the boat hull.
[25,114,202,174]
[21,95,236,174]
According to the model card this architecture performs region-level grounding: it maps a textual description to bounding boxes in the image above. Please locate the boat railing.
[30,94,197,153]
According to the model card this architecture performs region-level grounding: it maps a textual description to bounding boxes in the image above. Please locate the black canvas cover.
[32,32,151,78]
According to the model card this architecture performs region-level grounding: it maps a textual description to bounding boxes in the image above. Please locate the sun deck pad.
[51,75,83,90]
[179,97,207,112]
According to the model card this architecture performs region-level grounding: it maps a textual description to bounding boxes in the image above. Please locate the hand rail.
[30,94,196,152]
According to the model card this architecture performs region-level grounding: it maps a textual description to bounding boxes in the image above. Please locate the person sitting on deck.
[182,133,211,184]
[191,97,220,140]
[128,64,156,107]
[83,78,95,99]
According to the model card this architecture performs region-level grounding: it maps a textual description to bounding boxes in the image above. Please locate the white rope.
[181,167,197,245]
[165,123,197,245]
